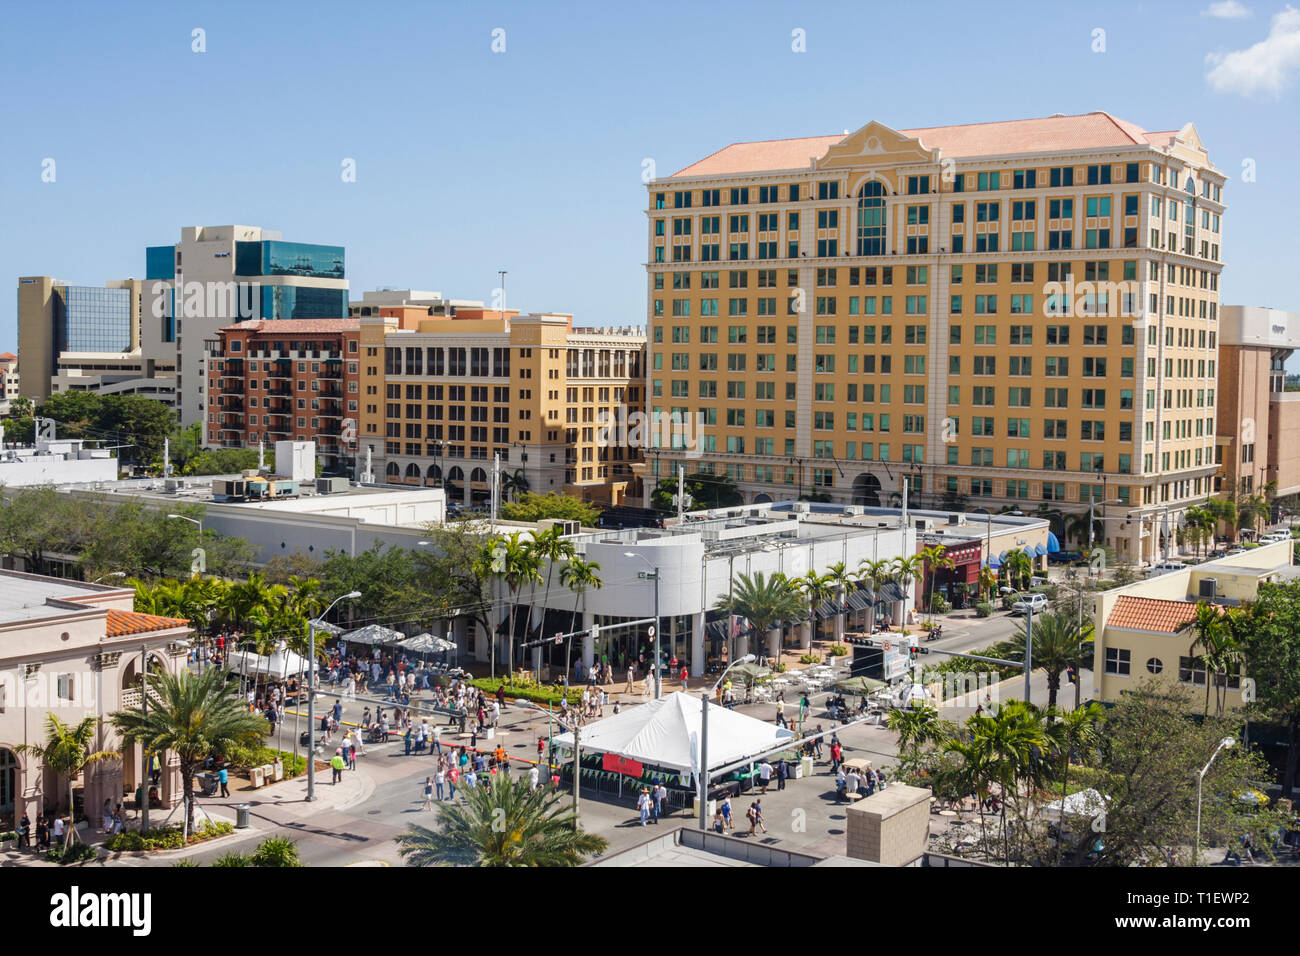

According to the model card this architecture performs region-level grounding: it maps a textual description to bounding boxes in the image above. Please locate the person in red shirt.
[679,665,689,692]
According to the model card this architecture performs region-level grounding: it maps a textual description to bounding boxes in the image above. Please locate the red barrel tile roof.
[1105,596,1205,635]
[105,608,190,637]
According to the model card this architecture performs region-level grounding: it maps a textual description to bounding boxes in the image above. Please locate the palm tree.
[918,545,955,617]
[1003,550,1033,592]
[825,561,856,644]
[714,571,804,661]
[793,569,834,650]
[858,558,894,631]
[396,776,606,866]
[955,701,1046,862]
[1043,702,1106,865]
[1178,601,1239,717]
[977,565,998,604]
[891,554,922,626]
[1065,511,1103,551]
[1000,612,1088,710]
[559,557,602,676]
[489,531,542,679]
[888,704,944,759]
[529,526,576,651]
[15,715,117,846]
[110,667,268,841]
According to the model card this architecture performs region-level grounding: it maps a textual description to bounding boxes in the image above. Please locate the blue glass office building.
[56,286,133,353]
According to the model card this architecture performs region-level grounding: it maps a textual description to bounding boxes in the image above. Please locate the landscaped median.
[104,820,235,853]
[468,677,584,708]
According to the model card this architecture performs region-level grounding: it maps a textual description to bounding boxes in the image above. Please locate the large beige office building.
[644,112,1225,563]
[358,307,645,505]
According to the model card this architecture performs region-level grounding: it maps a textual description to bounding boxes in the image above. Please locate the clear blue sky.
[3,0,1299,359]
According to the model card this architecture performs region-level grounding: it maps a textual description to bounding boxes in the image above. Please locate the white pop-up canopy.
[552,692,795,775]
[225,643,312,679]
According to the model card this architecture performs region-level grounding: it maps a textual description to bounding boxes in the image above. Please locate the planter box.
[800,756,813,779]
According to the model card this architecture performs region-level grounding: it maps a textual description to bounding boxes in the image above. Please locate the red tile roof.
[1105,596,1204,635]
[0,352,17,362]
[105,608,190,637]
[671,112,1167,177]
[219,319,357,333]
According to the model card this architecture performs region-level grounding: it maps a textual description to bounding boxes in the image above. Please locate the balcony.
[319,421,343,436]
[267,385,292,397]
[319,384,343,398]
[317,400,343,418]
[221,398,245,412]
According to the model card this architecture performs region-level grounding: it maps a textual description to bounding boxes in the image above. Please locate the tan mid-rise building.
[357,307,645,506]
[1214,305,1300,501]
[644,112,1226,564]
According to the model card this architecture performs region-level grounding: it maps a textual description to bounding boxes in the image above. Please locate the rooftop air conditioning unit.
[1198,578,1218,600]
[915,518,936,532]
[164,478,183,493]
[791,502,810,514]
[948,514,964,525]
[844,506,864,516]
[538,518,580,536]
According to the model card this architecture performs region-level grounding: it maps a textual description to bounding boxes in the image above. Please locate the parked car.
[1010,593,1049,615]
[1260,530,1293,544]
[1144,561,1186,577]
[1048,550,1084,565]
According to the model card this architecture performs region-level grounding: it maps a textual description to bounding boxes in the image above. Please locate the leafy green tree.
[650,472,742,512]
[857,558,895,632]
[1233,580,1300,798]
[559,556,602,675]
[1065,682,1282,867]
[949,701,1046,861]
[498,492,596,525]
[111,667,269,840]
[15,715,117,846]
[182,447,273,476]
[396,776,606,866]
[1042,703,1106,865]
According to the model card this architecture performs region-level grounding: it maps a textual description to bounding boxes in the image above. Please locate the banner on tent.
[602,753,644,777]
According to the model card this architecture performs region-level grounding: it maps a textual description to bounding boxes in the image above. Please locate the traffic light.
[1067,665,1077,684]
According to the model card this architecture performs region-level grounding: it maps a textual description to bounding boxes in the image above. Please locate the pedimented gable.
[1169,122,1213,168]
[816,121,937,170]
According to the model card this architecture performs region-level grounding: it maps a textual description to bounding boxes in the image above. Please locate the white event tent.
[552,692,795,776]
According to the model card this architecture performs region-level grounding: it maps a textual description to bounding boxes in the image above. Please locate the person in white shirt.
[758,761,773,794]
[529,765,540,790]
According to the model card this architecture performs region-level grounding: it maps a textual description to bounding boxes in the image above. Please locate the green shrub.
[44,843,97,865]
[1000,594,1018,610]
[105,820,233,852]
[211,852,252,867]
[928,595,951,614]
[250,836,302,867]
[0,831,15,843]
[798,653,821,665]
[975,602,995,618]
[171,859,199,867]
[467,678,581,707]
[827,643,848,657]
[224,745,305,778]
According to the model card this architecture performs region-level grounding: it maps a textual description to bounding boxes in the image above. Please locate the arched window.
[0,749,17,830]
[447,466,464,482]
[405,463,421,479]
[385,461,400,479]
[470,467,488,483]
[426,464,442,480]
[856,181,887,256]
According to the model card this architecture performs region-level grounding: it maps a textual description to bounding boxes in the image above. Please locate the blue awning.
[985,555,1000,568]
[1034,543,1047,557]
[1047,531,1061,553]
[999,550,1009,562]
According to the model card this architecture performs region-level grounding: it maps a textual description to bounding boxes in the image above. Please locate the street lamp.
[92,572,127,584]
[167,513,202,536]
[1194,736,1236,865]
[710,653,757,694]
[306,590,361,802]
[624,551,661,699]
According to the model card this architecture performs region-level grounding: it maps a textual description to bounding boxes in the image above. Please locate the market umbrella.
[728,661,771,685]
[834,676,887,694]
[342,624,405,646]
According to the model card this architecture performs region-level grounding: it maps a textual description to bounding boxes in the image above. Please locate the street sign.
[882,640,891,653]
[554,633,563,645]
[647,625,656,637]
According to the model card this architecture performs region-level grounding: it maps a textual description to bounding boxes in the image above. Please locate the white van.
[1145,562,1186,577]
